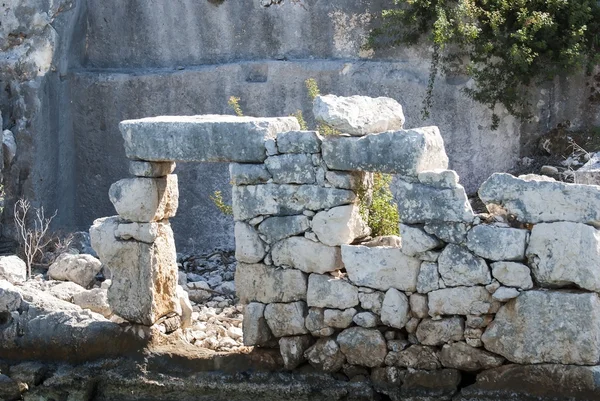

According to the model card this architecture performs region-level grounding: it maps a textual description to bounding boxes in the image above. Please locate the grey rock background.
[1,0,599,253]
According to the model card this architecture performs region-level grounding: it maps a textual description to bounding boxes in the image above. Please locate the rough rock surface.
[264,302,308,337]
[47,253,102,288]
[394,178,474,224]
[115,222,160,243]
[438,244,491,287]
[399,224,442,256]
[439,342,505,371]
[342,245,420,292]
[394,345,441,370]
[229,163,272,185]
[416,317,464,346]
[479,173,600,226]
[129,161,175,177]
[312,205,369,246]
[466,225,528,261]
[490,262,533,290]
[90,217,180,325]
[234,222,266,264]
[417,262,440,294]
[380,288,410,329]
[304,338,346,373]
[72,288,112,318]
[265,154,316,184]
[232,184,355,221]
[257,215,310,243]
[276,131,321,154]
[324,308,357,329]
[271,236,343,274]
[481,290,600,365]
[429,287,495,317]
[0,255,27,284]
[242,302,273,346]
[424,222,470,244]
[0,280,23,312]
[279,335,312,370]
[307,274,359,309]
[321,127,448,175]
[492,286,520,302]
[313,95,405,136]
[235,263,307,304]
[527,222,600,292]
[109,175,179,222]
[337,327,387,367]
[120,115,300,162]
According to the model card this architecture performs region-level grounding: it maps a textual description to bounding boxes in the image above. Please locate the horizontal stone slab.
[232,184,356,221]
[321,127,448,175]
[235,263,307,304]
[120,115,300,162]
[479,173,600,226]
[481,290,600,365]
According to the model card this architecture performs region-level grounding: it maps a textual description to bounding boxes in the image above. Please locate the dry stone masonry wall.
[90,95,600,393]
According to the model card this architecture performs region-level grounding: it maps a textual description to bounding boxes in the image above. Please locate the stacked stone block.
[90,96,600,397]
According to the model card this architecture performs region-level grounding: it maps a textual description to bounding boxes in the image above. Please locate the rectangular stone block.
[109,175,178,222]
[428,286,495,317]
[120,115,300,162]
[482,291,600,365]
[527,222,600,292]
[276,131,321,154]
[229,163,271,185]
[393,177,475,224]
[479,173,600,226]
[321,127,448,175]
[89,216,180,325]
[232,184,356,221]
[271,236,343,274]
[264,154,316,184]
[235,263,307,304]
[341,245,421,292]
[307,273,359,309]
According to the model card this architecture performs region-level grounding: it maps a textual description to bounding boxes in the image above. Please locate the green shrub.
[228,96,244,117]
[369,0,600,128]
[359,173,400,237]
[210,190,233,216]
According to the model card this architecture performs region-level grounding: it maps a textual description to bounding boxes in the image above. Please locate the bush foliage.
[370,0,600,127]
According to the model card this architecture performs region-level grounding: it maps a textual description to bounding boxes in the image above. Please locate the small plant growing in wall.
[228,96,244,117]
[209,190,233,216]
[304,78,342,136]
[358,173,399,237]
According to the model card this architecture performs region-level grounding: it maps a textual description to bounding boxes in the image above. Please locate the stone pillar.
[90,161,181,326]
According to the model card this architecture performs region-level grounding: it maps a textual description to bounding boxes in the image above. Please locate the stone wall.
[89,96,600,397]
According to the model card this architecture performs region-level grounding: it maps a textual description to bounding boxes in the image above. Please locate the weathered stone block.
[235,263,307,304]
[114,222,159,243]
[409,293,429,318]
[394,178,474,224]
[325,171,367,190]
[276,130,321,154]
[490,262,533,290]
[394,345,441,370]
[321,127,448,175]
[232,184,355,221]
[438,244,491,287]
[424,222,470,244]
[264,154,316,184]
[337,327,387,367]
[417,262,440,294]
[481,291,600,365]
[48,253,103,289]
[120,115,299,162]
[229,163,271,185]
[304,338,346,372]
[243,302,273,346]
[359,290,384,314]
[129,161,175,177]
[479,173,600,226]
[271,237,343,274]
[307,274,359,309]
[89,217,179,325]
[257,215,310,243]
[313,95,405,136]
[342,245,420,292]
[234,222,266,264]
[466,225,528,261]
[324,308,357,329]
[279,335,312,370]
[399,224,442,256]
[527,222,600,292]
[439,342,504,371]
[416,317,464,346]
[380,288,410,329]
[0,280,22,312]
[428,286,495,317]
[109,175,178,222]
[353,311,379,328]
[0,256,26,285]
[312,205,369,247]
[417,169,459,189]
[264,301,308,337]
